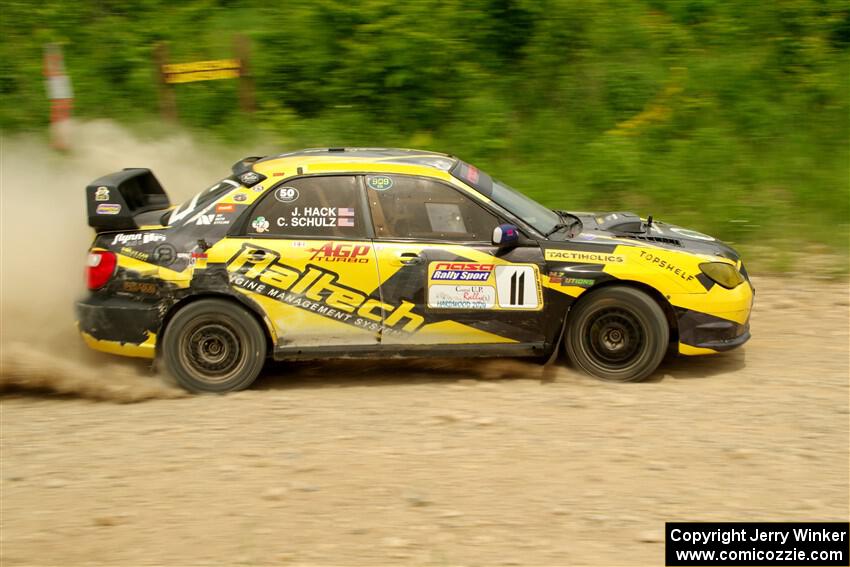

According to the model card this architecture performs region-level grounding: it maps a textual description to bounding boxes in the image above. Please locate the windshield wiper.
[544,222,572,237]
[544,211,581,238]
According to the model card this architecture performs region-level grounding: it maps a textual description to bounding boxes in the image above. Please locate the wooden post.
[234,34,255,113]
[43,43,73,150]
[153,42,178,121]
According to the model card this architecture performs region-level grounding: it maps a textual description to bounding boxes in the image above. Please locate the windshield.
[165,177,239,225]
[450,161,560,236]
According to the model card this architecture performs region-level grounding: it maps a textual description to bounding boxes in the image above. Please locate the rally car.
[78,148,753,392]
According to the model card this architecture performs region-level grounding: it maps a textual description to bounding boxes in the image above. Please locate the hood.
[566,211,741,262]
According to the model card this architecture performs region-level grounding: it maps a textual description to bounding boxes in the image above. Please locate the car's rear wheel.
[162,299,266,393]
[565,286,668,382]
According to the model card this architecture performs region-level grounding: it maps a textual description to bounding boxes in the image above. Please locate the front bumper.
[677,310,751,353]
[672,280,754,356]
[76,295,162,359]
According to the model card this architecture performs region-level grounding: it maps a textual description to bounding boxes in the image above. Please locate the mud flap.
[541,311,570,382]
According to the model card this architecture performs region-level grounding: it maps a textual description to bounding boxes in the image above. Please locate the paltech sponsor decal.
[544,249,625,264]
[227,244,422,334]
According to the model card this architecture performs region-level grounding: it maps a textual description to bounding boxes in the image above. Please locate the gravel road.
[1,275,848,567]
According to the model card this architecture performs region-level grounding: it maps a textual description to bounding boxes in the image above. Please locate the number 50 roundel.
[494,265,541,310]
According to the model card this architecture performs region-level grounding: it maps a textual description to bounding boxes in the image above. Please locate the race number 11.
[495,266,539,309]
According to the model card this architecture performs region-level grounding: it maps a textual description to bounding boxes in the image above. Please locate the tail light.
[87,250,116,290]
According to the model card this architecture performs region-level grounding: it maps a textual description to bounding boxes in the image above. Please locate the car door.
[365,173,548,349]
[214,174,384,352]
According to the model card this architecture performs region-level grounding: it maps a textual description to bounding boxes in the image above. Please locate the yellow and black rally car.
[78,148,753,392]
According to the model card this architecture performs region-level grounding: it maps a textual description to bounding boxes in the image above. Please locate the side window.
[367,175,498,241]
[246,176,364,238]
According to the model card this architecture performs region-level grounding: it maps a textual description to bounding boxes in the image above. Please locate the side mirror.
[492,224,519,248]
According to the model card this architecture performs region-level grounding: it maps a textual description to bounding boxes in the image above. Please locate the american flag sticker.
[338,217,355,227]
[339,207,355,216]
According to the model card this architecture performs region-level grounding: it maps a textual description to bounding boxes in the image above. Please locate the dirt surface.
[1,124,848,565]
[1,275,848,567]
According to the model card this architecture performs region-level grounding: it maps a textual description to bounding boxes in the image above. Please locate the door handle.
[248,250,267,261]
[397,252,424,266]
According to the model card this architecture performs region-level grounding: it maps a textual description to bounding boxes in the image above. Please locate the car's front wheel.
[162,299,267,393]
[565,286,669,382]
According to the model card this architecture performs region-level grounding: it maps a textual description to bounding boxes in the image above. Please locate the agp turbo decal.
[427,262,542,311]
[308,243,370,263]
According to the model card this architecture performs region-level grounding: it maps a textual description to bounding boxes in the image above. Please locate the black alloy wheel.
[163,299,267,393]
[565,286,669,382]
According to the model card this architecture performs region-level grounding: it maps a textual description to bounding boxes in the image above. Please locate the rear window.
[166,177,239,225]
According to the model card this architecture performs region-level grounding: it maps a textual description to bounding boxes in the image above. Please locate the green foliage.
[1,0,848,263]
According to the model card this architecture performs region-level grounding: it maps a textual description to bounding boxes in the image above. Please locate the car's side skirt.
[271,342,547,361]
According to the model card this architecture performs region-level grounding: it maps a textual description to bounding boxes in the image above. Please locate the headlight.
[699,262,745,289]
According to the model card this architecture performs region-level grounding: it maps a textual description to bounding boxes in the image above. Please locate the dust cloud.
[0,122,546,401]
[0,120,258,401]
[0,342,186,402]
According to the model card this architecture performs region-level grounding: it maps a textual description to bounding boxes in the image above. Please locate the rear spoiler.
[86,168,170,232]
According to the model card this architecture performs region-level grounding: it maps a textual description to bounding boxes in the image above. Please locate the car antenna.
[645,215,653,233]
